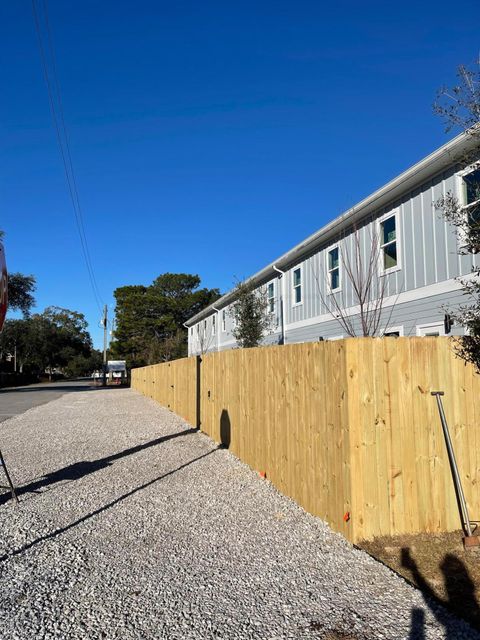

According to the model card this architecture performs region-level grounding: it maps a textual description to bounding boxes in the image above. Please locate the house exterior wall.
[187,153,478,356]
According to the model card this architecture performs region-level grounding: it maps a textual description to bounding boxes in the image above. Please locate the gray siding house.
[186,131,480,356]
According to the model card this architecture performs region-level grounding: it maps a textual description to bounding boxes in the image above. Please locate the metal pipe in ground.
[431,391,477,547]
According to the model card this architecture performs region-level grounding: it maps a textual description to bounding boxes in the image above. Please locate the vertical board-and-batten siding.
[132,338,480,543]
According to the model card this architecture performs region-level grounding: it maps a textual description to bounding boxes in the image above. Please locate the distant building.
[186,131,480,355]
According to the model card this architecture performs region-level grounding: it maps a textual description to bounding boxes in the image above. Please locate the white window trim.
[383,325,404,337]
[328,334,344,341]
[378,210,402,275]
[221,309,226,333]
[416,321,445,337]
[456,163,480,247]
[267,280,276,314]
[292,265,303,307]
[212,315,216,336]
[326,244,342,294]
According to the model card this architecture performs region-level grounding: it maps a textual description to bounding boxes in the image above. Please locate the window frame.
[416,321,445,337]
[378,210,401,275]
[383,325,404,337]
[326,244,341,293]
[291,265,303,306]
[212,314,216,336]
[457,163,480,244]
[221,309,226,333]
[459,162,480,208]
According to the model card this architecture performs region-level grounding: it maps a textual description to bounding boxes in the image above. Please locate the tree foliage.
[7,273,36,317]
[110,273,220,366]
[0,307,94,376]
[0,230,37,316]
[434,59,480,371]
[228,279,272,349]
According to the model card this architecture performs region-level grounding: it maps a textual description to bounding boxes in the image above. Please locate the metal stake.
[0,449,18,504]
[431,391,477,545]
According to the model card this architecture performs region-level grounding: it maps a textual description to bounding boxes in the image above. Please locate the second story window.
[292,267,302,304]
[212,315,216,335]
[462,166,480,225]
[267,282,275,313]
[222,309,226,332]
[380,214,398,272]
[328,246,340,291]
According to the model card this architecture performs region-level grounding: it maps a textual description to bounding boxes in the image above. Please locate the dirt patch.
[359,530,480,631]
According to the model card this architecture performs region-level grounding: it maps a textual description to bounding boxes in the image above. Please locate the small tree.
[434,60,480,370]
[196,321,216,355]
[228,279,273,348]
[314,225,397,337]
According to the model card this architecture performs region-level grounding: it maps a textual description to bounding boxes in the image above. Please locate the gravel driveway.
[0,388,476,640]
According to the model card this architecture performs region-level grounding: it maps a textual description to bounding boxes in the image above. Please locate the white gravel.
[0,387,476,640]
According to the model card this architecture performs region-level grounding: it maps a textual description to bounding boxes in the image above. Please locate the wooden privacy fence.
[131,338,480,543]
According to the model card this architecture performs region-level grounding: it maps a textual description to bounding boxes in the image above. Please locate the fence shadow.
[219,409,231,449]
[0,427,196,506]
[0,448,218,563]
[402,547,480,638]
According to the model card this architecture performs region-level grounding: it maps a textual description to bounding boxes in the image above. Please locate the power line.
[31,0,104,312]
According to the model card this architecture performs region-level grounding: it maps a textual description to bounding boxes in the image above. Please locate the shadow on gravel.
[402,548,480,638]
[0,427,197,506]
[0,447,218,563]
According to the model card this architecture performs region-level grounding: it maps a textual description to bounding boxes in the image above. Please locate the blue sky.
[1,0,479,348]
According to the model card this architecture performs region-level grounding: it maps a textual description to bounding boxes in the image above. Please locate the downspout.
[212,306,220,352]
[182,322,191,357]
[273,265,286,345]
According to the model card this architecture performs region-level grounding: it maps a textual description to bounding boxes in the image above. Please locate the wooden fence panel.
[132,337,480,543]
[131,357,197,427]
[346,337,480,541]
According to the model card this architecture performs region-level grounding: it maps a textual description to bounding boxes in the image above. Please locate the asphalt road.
[0,380,94,423]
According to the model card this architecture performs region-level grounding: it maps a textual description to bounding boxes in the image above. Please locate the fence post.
[196,355,202,429]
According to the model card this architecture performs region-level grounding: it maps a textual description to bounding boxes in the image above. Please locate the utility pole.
[102,304,108,387]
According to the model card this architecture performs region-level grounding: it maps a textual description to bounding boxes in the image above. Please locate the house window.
[267,282,275,313]
[383,325,403,337]
[190,327,193,336]
[380,214,398,271]
[292,267,302,304]
[417,322,445,337]
[204,319,207,333]
[462,166,480,225]
[327,246,340,291]
[222,310,226,332]
[212,315,216,336]
[196,324,199,334]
